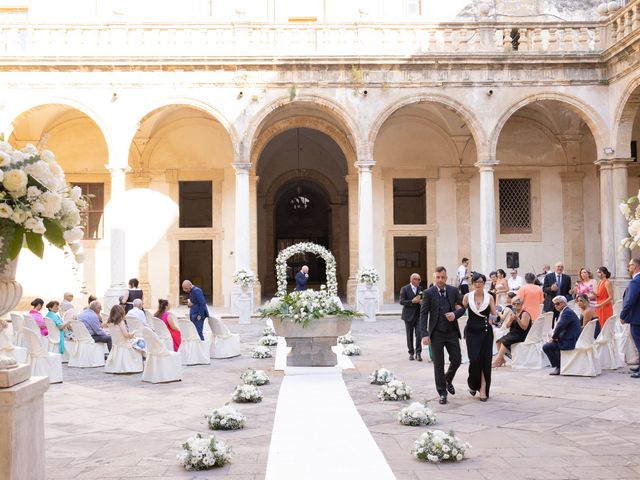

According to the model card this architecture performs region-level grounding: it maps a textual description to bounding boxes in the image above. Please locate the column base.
[356,284,379,322]
[231,285,254,324]
[103,285,128,311]
[612,277,631,303]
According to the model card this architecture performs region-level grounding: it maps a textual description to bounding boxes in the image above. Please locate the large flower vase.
[0,258,22,317]
[272,315,351,367]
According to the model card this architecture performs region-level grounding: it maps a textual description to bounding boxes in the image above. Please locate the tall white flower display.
[275,242,337,297]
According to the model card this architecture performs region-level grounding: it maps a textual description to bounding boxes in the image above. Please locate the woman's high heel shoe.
[468,388,476,396]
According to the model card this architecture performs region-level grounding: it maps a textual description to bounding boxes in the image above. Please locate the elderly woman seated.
[492,297,532,368]
[45,300,73,354]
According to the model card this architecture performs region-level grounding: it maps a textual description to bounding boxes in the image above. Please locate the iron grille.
[499,178,531,234]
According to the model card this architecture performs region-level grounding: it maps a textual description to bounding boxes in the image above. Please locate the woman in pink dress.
[572,267,595,299]
[29,298,48,336]
[154,299,181,352]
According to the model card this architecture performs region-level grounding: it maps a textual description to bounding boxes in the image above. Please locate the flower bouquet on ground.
[378,379,412,401]
[369,368,396,385]
[232,268,255,287]
[262,326,276,337]
[250,345,272,359]
[206,405,246,431]
[337,332,354,344]
[357,266,380,286]
[232,384,263,403]
[177,433,232,470]
[240,368,270,386]
[342,344,361,356]
[397,402,437,426]
[259,334,278,346]
[412,430,470,463]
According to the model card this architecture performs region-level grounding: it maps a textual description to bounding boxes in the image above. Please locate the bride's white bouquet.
[177,433,232,470]
[412,430,470,463]
[397,402,437,426]
[206,405,246,430]
[378,379,412,401]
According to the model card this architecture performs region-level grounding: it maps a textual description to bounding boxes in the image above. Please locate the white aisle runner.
[265,370,396,480]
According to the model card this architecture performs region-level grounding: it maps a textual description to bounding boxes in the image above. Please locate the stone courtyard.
[42,316,640,480]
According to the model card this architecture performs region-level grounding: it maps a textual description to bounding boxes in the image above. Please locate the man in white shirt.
[128,298,149,327]
[60,291,75,315]
[457,258,470,295]
[508,269,523,292]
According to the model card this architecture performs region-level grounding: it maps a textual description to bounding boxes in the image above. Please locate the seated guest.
[155,298,181,352]
[77,300,112,351]
[45,301,73,354]
[82,295,97,311]
[107,304,145,354]
[128,298,149,328]
[576,294,600,338]
[60,291,75,315]
[29,298,48,336]
[542,295,582,375]
[492,297,532,368]
[496,292,517,328]
[516,273,544,321]
[488,271,498,300]
[508,269,523,292]
[494,269,510,306]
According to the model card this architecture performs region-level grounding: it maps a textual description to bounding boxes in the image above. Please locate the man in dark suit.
[399,273,423,362]
[182,279,209,341]
[542,295,582,375]
[620,257,640,378]
[543,262,572,325]
[295,265,309,291]
[420,266,465,405]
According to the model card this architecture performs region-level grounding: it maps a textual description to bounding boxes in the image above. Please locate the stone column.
[355,161,378,321]
[612,159,632,282]
[103,166,129,309]
[231,162,253,323]
[476,162,497,275]
[560,172,586,274]
[597,160,615,276]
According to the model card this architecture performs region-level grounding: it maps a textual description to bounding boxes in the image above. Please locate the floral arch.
[275,242,337,297]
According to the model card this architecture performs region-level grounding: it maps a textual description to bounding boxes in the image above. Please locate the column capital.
[105,165,131,175]
[232,162,252,174]
[474,161,498,171]
[611,157,635,167]
[594,159,613,168]
[355,160,375,172]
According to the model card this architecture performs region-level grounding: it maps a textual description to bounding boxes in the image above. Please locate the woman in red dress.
[594,266,614,329]
[154,299,182,352]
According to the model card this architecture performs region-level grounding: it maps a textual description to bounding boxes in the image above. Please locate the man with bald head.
[60,291,75,315]
[182,280,209,340]
[543,261,572,326]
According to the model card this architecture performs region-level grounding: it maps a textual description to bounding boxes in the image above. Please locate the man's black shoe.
[446,383,456,395]
[549,367,560,375]
[438,394,447,405]
[630,366,640,373]
[409,354,415,361]
[416,353,422,362]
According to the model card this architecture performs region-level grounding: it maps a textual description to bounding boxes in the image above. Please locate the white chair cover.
[615,322,640,365]
[144,309,154,327]
[44,317,73,362]
[511,316,551,370]
[63,309,76,322]
[595,315,625,370]
[68,320,106,368]
[10,312,25,347]
[141,327,182,383]
[0,328,28,364]
[177,318,211,365]
[125,314,145,338]
[152,317,175,352]
[207,315,241,359]
[24,313,48,348]
[23,327,63,383]
[540,312,554,341]
[105,325,143,374]
[560,319,602,377]
[613,300,623,316]
[456,315,469,364]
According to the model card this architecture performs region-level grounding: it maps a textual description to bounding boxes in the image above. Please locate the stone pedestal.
[230,285,253,324]
[0,375,50,480]
[356,284,378,322]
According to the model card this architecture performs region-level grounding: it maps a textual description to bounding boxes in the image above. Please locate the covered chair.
[615,322,639,365]
[142,327,182,383]
[152,317,175,351]
[68,320,105,368]
[207,315,240,359]
[9,312,25,347]
[125,314,145,339]
[0,327,27,364]
[23,327,63,383]
[560,319,602,377]
[105,325,143,374]
[177,319,210,366]
[44,317,74,363]
[511,316,551,370]
[595,315,624,370]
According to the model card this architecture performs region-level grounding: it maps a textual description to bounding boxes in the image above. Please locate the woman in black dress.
[492,297,532,368]
[463,272,496,401]
[120,278,143,314]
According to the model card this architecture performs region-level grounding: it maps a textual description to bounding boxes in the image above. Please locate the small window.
[393,178,426,225]
[72,183,104,240]
[179,181,212,228]
[499,178,531,234]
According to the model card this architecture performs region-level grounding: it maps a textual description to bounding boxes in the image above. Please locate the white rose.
[21,144,38,156]
[27,186,42,200]
[41,149,55,163]
[24,217,46,235]
[10,150,26,165]
[3,169,28,195]
[10,208,27,224]
[33,191,62,218]
[0,151,11,167]
[0,203,12,218]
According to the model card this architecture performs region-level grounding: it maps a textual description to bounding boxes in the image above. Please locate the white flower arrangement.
[206,405,246,431]
[0,142,87,270]
[412,430,470,463]
[240,368,270,386]
[337,332,354,344]
[262,326,276,336]
[233,268,256,287]
[250,345,272,359]
[259,334,278,346]
[274,242,337,297]
[620,193,640,249]
[369,368,396,385]
[177,433,232,470]
[397,402,437,427]
[357,266,380,286]
[378,379,412,401]
[342,344,361,356]
[232,384,263,403]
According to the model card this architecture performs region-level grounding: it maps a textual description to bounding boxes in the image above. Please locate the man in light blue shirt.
[77,300,112,351]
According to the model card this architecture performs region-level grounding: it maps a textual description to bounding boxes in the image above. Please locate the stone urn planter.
[272,315,351,367]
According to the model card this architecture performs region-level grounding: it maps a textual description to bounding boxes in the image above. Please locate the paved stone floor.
[43,317,640,479]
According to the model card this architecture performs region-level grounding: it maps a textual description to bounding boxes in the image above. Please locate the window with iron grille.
[499,178,531,234]
[71,183,104,240]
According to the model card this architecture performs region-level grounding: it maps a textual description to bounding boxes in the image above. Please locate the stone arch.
[613,77,640,158]
[369,93,486,159]
[275,242,338,297]
[262,169,343,207]
[498,116,570,164]
[490,93,607,160]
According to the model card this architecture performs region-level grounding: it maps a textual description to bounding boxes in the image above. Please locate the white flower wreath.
[275,242,337,297]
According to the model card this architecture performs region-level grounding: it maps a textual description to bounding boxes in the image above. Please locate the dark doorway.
[274,179,330,292]
[179,240,213,303]
[394,236,427,300]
